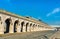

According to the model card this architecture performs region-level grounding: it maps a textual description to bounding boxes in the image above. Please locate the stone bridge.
[0,10,55,34]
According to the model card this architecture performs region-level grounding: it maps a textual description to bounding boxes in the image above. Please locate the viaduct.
[0,10,55,34]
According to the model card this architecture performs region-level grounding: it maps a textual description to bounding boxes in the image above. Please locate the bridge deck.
[0,30,57,39]
[50,31,60,39]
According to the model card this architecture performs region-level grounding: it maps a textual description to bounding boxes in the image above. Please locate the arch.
[26,23,29,32]
[33,24,35,30]
[36,25,37,26]
[30,23,32,27]
[0,16,2,24]
[38,25,40,27]
[33,24,35,27]
[30,23,32,31]
[21,22,24,32]
[4,18,11,33]
[0,16,1,21]
[14,20,19,33]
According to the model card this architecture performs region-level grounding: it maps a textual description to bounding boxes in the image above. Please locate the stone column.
[31,24,34,32]
[29,25,31,32]
[34,25,36,31]
[17,23,20,33]
[9,20,14,33]
[29,23,32,32]
[19,22,22,32]
[32,26,34,32]
[38,26,40,31]
[23,22,26,32]
[0,21,4,34]
[36,25,39,31]
[34,25,37,31]
[27,23,30,32]
[37,25,39,31]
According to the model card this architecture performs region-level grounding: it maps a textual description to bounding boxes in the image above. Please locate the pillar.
[36,25,39,31]
[19,22,22,32]
[9,20,14,33]
[0,21,4,34]
[17,23,20,33]
[31,24,34,32]
[27,23,30,32]
[23,22,26,32]
[34,25,36,31]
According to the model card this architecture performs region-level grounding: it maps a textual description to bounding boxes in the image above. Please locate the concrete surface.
[0,30,56,39]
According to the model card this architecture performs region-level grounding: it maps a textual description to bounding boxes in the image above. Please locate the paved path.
[50,31,60,39]
[0,30,56,39]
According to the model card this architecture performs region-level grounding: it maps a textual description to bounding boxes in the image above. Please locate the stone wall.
[0,10,55,34]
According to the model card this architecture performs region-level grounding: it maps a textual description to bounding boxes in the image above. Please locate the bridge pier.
[9,20,14,33]
[17,24,21,33]
[0,21,4,34]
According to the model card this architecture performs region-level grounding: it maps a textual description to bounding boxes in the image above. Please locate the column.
[37,25,39,31]
[34,25,36,31]
[0,21,4,34]
[23,22,26,32]
[27,23,30,32]
[31,24,34,32]
[9,20,14,33]
[17,23,20,33]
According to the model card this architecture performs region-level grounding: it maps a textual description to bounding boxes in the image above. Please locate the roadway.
[0,30,57,39]
[50,30,60,39]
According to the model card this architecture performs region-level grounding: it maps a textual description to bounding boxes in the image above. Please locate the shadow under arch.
[30,23,32,31]
[26,23,29,32]
[33,24,35,27]
[0,16,1,21]
[30,23,32,27]
[33,24,35,30]
[21,22,24,32]
[0,16,2,24]
[4,18,11,33]
[14,20,19,33]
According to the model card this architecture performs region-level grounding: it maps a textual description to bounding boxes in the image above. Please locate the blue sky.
[0,0,60,26]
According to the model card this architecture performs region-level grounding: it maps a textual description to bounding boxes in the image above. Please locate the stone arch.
[30,23,32,31]
[21,21,24,32]
[38,25,40,27]
[30,23,32,27]
[33,24,35,27]
[0,16,2,24]
[26,23,29,32]
[4,18,11,33]
[34,24,35,26]
[14,20,19,33]
[0,16,1,21]
[33,24,35,31]
[36,25,37,26]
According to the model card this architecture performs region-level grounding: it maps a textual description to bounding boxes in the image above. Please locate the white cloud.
[46,8,60,17]
[50,25,60,27]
